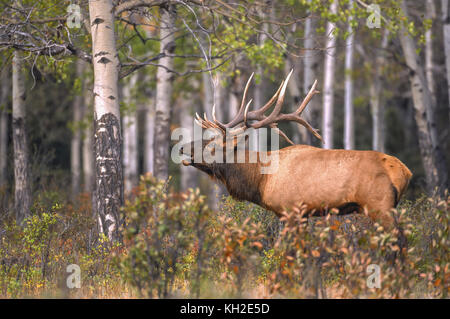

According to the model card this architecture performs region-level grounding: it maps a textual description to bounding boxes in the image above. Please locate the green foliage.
[119,174,213,298]
[0,192,120,298]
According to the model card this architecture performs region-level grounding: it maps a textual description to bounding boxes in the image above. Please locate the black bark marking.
[97,57,111,65]
[108,95,116,100]
[94,113,123,242]
[92,18,104,26]
[94,51,109,57]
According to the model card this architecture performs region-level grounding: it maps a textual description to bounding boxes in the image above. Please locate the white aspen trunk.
[12,51,31,225]
[82,65,94,194]
[202,72,214,120]
[154,5,175,181]
[71,59,84,198]
[442,0,450,120]
[144,88,155,174]
[254,7,271,147]
[209,72,226,209]
[322,0,338,149]
[228,76,239,120]
[425,0,436,98]
[141,28,156,175]
[344,1,355,150]
[370,30,389,153]
[284,60,304,144]
[122,73,139,193]
[399,0,448,193]
[303,4,320,146]
[89,0,123,241]
[180,92,198,190]
[214,73,226,122]
[82,69,94,194]
[0,65,10,188]
[82,121,94,193]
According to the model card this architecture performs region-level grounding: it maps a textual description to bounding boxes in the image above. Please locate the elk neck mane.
[201,151,265,206]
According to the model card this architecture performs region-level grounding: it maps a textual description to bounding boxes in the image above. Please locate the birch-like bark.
[82,116,94,193]
[254,6,272,146]
[154,5,175,181]
[141,27,156,175]
[228,75,239,120]
[71,59,84,198]
[322,0,338,149]
[122,73,138,193]
[180,90,198,190]
[82,66,94,193]
[0,66,10,188]
[12,51,31,225]
[425,0,436,98]
[399,0,448,194]
[442,0,450,120]
[89,0,123,241]
[144,85,155,174]
[344,1,355,150]
[303,4,320,146]
[284,60,303,144]
[210,72,226,210]
[370,30,389,153]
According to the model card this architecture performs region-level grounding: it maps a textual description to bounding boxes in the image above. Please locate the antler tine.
[245,79,285,122]
[225,72,254,128]
[207,70,321,143]
[243,99,253,127]
[250,69,293,128]
[194,111,225,133]
[211,104,227,130]
[269,123,295,145]
[295,79,319,115]
[241,72,254,110]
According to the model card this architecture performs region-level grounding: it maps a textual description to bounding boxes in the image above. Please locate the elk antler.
[195,69,323,144]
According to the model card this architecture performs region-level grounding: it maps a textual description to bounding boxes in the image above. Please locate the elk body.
[180,71,412,230]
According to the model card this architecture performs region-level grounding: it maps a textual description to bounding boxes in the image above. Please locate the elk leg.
[365,200,395,231]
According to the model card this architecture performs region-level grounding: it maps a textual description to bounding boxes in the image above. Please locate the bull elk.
[180,70,412,230]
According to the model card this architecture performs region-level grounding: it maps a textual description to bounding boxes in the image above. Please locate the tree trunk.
[284,60,303,144]
[82,76,94,194]
[442,0,450,120]
[344,1,355,150]
[154,5,176,181]
[0,65,10,189]
[370,30,389,153]
[12,51,32,225]
[425,0,436,98]
[303,4,320,146]
[399,0,448,194]
[89,0,123,241]
[144,86,155,174]
[322,0,338,149]
[71,59,84,198]
[179,91,198,190]
[122,72,139,193]
[228,75,240,120]
[208,72,227,209]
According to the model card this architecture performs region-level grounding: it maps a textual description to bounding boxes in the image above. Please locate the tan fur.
[258,146,412,230]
